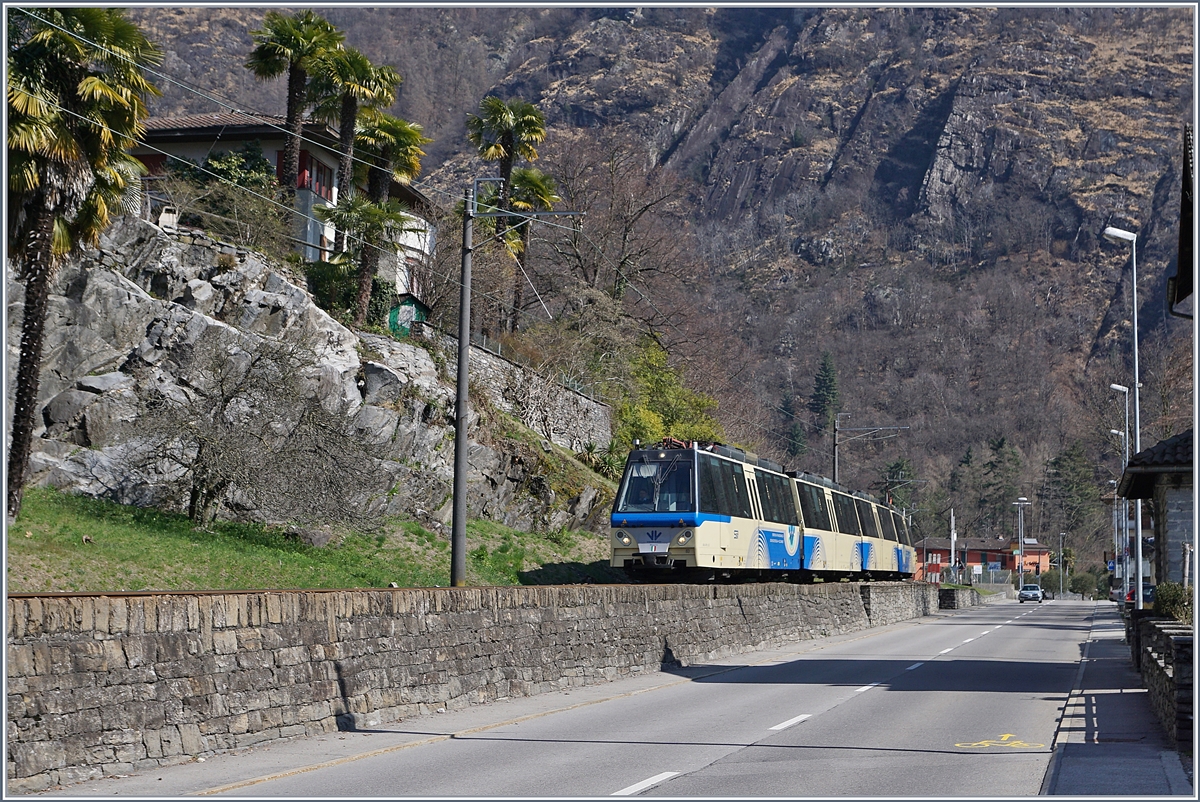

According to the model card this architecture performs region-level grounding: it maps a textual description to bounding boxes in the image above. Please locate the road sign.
[1107,560,1116,572]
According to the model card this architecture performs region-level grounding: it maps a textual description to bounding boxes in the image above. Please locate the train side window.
[878,508,899,542]
[796,482,832,531]
[832,493,861,535]
[756,470,800,526]
[892,512,912,546]
[698,454,722,514]
[698,454,751,518]
[855,499,883,539]
[727,462,753,518]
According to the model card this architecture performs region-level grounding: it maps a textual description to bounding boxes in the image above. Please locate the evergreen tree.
[786,421,808,458]
[981,436,1022,537]
[1045,441,1105,543]
[808,351,840,431]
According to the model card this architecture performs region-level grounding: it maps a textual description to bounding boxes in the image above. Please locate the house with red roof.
[913,535,1051,583]
[129,112,436,326]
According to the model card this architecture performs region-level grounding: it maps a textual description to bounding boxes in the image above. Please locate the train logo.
[785,525,800,557]
[645,530,664,542]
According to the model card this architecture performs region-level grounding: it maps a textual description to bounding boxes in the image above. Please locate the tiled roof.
[144,112,286,131]
[911,537,1031,550]
[1118,428,1193,499]
[1128,428,1193,470]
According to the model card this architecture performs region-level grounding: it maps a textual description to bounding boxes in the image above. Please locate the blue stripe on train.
[610,511,731,527]
[857,541,873,571]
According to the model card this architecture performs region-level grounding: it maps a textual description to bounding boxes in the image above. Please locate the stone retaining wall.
[430,331,612,451]
[1135,616,1194,745]
[6,581,963,792]
[937,587,985,609]
[859,582,939,626]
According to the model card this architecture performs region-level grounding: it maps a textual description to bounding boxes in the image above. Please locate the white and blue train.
[610,438,916,582]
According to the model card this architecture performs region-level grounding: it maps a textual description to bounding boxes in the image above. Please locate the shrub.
[1153,581,1193,624]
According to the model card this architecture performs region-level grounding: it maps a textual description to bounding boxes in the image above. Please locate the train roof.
[787,470,890,508]
[632,439,900,509]
[637,438,786,474]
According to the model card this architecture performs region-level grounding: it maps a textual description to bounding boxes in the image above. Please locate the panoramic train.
[609,437,916,582]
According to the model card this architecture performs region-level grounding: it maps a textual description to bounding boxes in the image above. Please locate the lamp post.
[1110,419,1130,598]
[1059,532,1066,598]
[1014,497,1032,587]
[1108,480,1120,598]
[1104,225,1143,610]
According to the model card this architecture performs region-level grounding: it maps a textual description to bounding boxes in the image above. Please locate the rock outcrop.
[6,218,612,534]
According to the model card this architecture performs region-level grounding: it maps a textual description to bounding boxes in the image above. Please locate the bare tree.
[538,129,697,304]
[126,327,385,529]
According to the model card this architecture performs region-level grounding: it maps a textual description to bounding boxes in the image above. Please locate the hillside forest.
[13,7,1196,575]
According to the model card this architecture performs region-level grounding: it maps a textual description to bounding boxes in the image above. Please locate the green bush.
[1153,581,1193,623]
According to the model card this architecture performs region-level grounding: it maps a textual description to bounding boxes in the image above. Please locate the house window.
[312,159,333,201]
[282,151,335,201]
[930,554,942,564]
[136,154,168,175]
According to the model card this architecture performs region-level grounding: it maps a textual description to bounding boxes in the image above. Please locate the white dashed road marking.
[770,713,812,731]
[613,772,680,796]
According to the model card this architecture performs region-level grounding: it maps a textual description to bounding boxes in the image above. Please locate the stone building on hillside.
[1118,429,1194,587]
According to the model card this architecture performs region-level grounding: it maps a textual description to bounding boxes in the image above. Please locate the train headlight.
[676,530,693,545]
[615,531,632,546]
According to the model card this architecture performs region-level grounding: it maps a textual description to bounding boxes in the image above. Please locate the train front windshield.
[615,451,695,513]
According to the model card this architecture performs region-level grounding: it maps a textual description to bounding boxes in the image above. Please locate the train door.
[830,491,865,572]
[744,472,764,568]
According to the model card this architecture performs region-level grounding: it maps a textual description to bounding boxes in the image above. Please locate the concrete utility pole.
[1059,532,1065,598]
[949,509,957,584]
[451,188,474,587]
[450,181,582,587]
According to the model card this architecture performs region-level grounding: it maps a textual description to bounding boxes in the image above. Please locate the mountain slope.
[120,6,1194,564]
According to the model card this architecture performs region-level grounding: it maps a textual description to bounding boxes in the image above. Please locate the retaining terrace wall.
[7,581,952,792]
[1135,616,1194,745]
[937,587,986,609]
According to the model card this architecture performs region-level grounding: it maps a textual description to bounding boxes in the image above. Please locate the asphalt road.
[187,598,1089,797]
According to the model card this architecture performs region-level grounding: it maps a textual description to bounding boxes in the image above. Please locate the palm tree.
[245,10,344,207]
[506,167,559,333]
[6,8,161,519]
[315,194,417,323]
[465,96,546,214]
[352,110,430,326]
[308,47,401,253]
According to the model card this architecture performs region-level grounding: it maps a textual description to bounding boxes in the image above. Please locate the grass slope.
[6,487,624,593]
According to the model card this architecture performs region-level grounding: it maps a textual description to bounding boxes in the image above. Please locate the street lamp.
[1109,480,1121,599]
[1013,497,1032,587]
[1104,225,1144,609]
[1059,532,1066,598]
[1111,383,1132,599]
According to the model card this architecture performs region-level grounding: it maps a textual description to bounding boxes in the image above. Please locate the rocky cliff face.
[6,218,612,535]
